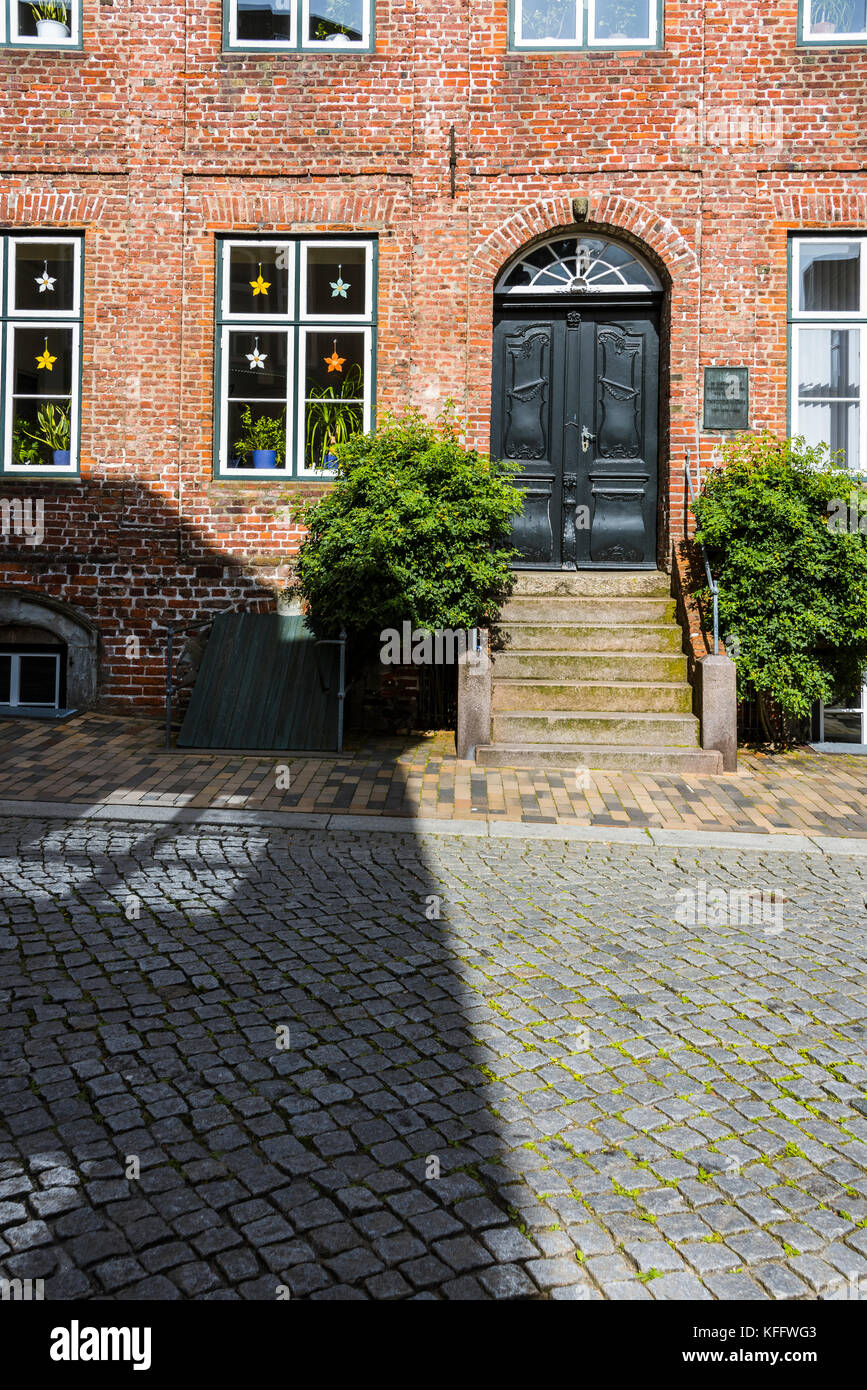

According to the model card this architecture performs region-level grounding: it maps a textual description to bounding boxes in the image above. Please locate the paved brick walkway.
[1,817,866,1300]
[1,712,867,837]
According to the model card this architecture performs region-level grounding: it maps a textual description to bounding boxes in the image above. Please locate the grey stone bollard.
[699,653,738,772]
[456,632,492,760]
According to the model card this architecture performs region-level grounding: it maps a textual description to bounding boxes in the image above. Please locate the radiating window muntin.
[497,234,661,294]
[217,237,375,479]
[791,236,867,472]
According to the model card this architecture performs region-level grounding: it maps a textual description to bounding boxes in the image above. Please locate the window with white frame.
[0,0,81,46]
[227,0,372,50]
[2,235,82,475]
[216,237,375,478]
[0,647,62,709]
[814,687,867,744]
[511,0,659,50]
[790,236,867,472]
[801,0,867,44]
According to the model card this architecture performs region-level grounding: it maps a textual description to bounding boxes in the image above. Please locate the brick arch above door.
[471,193,700,294]
[466,191,703,534]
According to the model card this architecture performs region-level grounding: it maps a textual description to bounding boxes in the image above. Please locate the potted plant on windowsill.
[16,403,71,466]
[30,0,70,39]
[305,363,363,470]
[234,405,286,470]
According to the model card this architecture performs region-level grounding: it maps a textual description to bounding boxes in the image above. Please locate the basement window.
[226,0,373,51]
[215,236,376,479]
[0,646,63,711]
[511,0,661,50]
[800,0,867,44]
[3,0,81,46]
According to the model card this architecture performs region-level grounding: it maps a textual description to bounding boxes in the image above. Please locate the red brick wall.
[2,0,867,712]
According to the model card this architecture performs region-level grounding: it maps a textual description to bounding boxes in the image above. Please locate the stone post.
[699,654,738,772]
[456,630,491,760]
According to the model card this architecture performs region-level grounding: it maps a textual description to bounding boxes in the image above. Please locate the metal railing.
[684,452,719,657]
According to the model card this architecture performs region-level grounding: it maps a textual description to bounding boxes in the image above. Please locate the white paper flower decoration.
[35,260,57,294]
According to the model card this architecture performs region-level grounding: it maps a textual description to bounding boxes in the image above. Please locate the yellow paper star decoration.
[249,273,271,296]
[324,346,345,373]
[36,345,57,371]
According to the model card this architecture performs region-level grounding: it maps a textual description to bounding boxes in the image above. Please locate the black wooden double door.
[491,302,660,569]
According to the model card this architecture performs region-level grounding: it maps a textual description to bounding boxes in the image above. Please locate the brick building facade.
[1,1,866,721]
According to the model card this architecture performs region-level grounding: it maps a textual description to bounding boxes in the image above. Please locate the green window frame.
[788,234,867,473]
[509,0,662,51]
[1,233,83,478]
[224,0,374,52]
[214,235,377,480]
[799,0,867,45]
[1,0,81,47]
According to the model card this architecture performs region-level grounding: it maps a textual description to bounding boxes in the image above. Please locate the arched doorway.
[492,232,663,569]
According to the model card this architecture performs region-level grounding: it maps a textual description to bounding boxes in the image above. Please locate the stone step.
[497,623,684,653]
[500,595,677,624]
[491,709,701,747]
[491,679,694,714]
[492,650,688,682]
[512,569,671,598]
[476,743,723,774]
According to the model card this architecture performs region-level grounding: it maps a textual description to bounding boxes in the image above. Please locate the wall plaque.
[703,366,749,431]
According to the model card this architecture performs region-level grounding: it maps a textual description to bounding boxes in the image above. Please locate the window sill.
[221,44,375,57]
[0,705,76,720]
[809,741,867,754]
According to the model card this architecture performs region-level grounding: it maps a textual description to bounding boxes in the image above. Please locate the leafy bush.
[295,407,523,652]
[691,432,867,739]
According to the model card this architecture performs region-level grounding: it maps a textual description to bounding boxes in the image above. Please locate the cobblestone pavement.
[4,711,867,836]
[1,814,866,1301]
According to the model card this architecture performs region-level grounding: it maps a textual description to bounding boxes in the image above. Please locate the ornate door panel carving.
[573,314,659,569]
[493,303,659,570]
[503,325,551,461]
[492,315,562,567]
[596,326,642,460]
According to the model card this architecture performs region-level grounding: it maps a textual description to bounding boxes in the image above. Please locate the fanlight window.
[497,236,661,294]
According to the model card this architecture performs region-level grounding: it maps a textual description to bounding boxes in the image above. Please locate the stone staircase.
[476,570,723,774]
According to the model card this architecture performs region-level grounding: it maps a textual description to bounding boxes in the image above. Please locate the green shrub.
[691,431,867,740]
[295,406,523,652]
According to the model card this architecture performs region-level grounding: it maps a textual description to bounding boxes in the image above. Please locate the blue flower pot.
[252,449,277,469]
[52,450,71,467]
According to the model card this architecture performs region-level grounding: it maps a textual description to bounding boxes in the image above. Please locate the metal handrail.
[684,453,719,657]
[313,627,347,753]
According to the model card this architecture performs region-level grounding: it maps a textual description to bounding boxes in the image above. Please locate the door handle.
[581,426,596,453]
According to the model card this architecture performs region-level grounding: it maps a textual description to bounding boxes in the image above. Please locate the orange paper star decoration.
[36,345,57,371]
[249,273,271,296]
[324,345,345,373]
